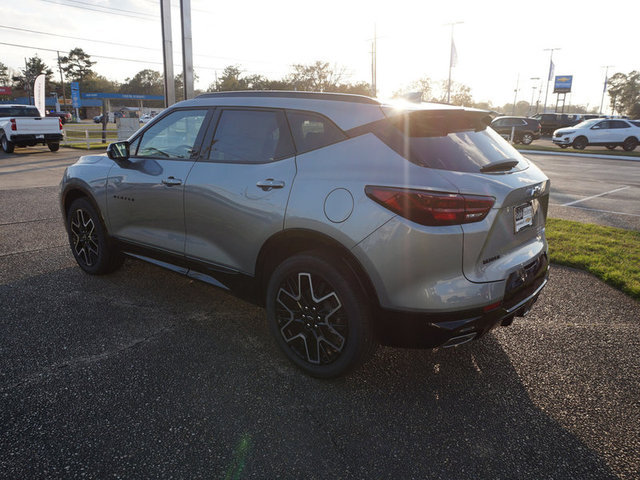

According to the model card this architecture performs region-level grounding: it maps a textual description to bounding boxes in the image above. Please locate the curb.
[519,149,640,162]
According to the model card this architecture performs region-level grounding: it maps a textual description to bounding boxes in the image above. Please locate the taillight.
[10,118,17,131]
[365,186,494,226]
[59,118,63,130]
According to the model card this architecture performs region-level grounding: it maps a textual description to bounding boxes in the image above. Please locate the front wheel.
[66,198,123,275]
[48,142,60,152]
[266,253,376,378]
[572,136,588,150]
[622,137,638,152]
[1,134,15,153]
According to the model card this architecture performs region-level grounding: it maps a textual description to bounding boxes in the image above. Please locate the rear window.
[362,114,528,173]
[0,106,41,118]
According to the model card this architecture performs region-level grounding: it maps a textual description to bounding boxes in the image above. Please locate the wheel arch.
[255,228,381,310]
[62,184,108,233]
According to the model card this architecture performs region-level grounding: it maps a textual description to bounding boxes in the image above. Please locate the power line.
[38,0,155,21]
[59,0,157,17]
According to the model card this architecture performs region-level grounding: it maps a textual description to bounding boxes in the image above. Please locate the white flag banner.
[450,41,458,68]
[34,74,46,117]
[548,60,555,81]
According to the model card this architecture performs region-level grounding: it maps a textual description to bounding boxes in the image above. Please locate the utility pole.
[529,77,540,116]
[542,47,560,113]
[512,74,520,115]
[599,65,613,116]
[445,21,463,104]
[160,0,175,107]
[180,0,194,100]
[56,51,67,111]
[371,24,377,97]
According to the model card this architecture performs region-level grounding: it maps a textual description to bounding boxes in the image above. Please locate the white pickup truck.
[0,104,64,153]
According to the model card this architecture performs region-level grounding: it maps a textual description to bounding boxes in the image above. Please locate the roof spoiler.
[383,107,492,137]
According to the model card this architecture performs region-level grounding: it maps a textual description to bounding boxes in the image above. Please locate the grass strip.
[546,218,640,300]
[516,144,640,157]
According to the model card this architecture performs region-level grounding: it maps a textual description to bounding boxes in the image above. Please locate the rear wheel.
[48,142,60,152]
[572,136,588,150]
[521,133,534,145]
[1,134,15,153]
[266,252,376,378]
[622,137,638,152]
[66,198,123,275]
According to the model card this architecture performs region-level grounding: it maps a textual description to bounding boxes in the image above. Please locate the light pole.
[512,74,520,115]
[529,77,540,115]
[599,65,613,116]
[543,48,560,113]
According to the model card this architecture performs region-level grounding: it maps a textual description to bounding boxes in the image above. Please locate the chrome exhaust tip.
[441,332,477,348]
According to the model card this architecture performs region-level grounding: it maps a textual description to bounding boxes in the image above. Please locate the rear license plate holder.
[514,202,533,233]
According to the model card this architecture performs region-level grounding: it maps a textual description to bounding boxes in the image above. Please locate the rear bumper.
[10,133,63,144]
[376,253,549,348]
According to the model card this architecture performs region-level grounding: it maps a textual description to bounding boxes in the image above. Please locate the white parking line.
[550,204,640,217]
[561,186,631,207]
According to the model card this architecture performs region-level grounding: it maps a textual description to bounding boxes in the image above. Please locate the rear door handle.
[256,179,285,191]
[162,176,182,186]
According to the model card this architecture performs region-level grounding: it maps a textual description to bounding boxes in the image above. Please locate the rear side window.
[0,106,41,117]
[610,120,630,129]
[631,121,640,128]
[286,111,347,154]
[209,109,294,163]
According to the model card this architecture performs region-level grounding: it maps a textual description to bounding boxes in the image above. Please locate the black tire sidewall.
[66,198,118,275]
[266,253,373,378]
[48,143,60,152]
[1,134,14,153]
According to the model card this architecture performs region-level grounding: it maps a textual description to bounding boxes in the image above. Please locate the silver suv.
[60,91,550,377]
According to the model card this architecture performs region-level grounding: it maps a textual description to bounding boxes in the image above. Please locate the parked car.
[0,104,64,153]
[46,110,72,124]
[553,118,640,151]
[490,116,541,145]
[532,113,584,135]
[60,91,550,377]
[139,114,153,124]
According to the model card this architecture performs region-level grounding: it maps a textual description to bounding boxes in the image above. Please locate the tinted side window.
[286,111,347,154]
[631,121,640,128]
[137,109,208,159]
[610,120,630,129]
[209,109,294,163]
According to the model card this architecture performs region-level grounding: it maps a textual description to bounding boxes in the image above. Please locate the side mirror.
[107,141,130,161]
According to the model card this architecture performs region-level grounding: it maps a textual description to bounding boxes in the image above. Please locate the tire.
[606,145,616,150]
[572,136,588,150]
[266,252,376,378]
[48,142,60,152]
[521,133,534,145]
[622,137,638,152]
[1,134,15,153]
[66,198,123,275]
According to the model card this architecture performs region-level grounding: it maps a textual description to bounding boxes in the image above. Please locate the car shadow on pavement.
[0,260,620,479]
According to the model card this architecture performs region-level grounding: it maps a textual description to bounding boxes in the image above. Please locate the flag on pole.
[603,75,608,93]
[548,59,555,81]
[450,40,458,68]
[33,74,46,117]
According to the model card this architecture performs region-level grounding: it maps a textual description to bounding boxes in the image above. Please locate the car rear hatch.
[380,105,550,283]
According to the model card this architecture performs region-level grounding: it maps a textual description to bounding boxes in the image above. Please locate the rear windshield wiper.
[480,159,519,173]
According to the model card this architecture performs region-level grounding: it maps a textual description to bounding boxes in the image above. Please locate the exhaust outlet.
[442,333,477,348]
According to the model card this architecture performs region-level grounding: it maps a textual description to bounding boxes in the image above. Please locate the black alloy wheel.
[572,136,588,150]
[66,198,122,275]
[622,137,638,152]
[266,253,375,378]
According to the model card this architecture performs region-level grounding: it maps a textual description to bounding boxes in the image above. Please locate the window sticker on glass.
[514,202,533,233]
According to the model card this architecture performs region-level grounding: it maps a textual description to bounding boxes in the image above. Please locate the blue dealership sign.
[81,92,164,101]
[554,75,573,94]
[70,82,80,108]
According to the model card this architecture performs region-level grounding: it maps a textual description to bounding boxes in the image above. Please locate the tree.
[0,62,9,86]
[438,80,472,106]
[607,71,640,116]
[122,69,163,95]
[12,55,54,95]
[287,61,346,92]
[59,48,96,82]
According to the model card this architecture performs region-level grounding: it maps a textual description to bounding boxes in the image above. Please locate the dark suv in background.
[532,113,584,135]
[490,116,541,144]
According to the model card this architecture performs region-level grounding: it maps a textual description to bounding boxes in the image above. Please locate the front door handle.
[256,179,285,191]
[162,176,182,186]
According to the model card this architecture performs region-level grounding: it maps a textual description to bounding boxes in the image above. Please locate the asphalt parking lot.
[1,146,639,479]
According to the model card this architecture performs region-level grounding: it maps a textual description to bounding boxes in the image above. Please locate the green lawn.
[546,218,640,300]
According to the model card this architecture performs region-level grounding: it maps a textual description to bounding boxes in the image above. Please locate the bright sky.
[2,0,638,110]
